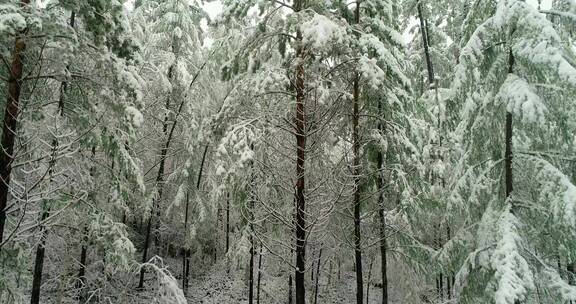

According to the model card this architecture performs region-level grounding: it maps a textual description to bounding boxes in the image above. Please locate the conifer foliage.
[0,0,574,303]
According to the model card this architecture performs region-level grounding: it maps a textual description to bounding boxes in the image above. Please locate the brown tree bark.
[293,1,307,303]
[0,0,31,246]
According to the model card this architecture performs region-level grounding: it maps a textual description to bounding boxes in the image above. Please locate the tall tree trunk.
[0,0,31,246]
[505,49,520,304]
[293,1,307,303]
[417,1,435,85]
[353,2,363,304]
[248,144,256,304]
[256,244,263,304]
[313,248,323,304]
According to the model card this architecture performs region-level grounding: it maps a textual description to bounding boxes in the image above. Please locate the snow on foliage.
[359,56,386,89]
[360,33,410,87]
[125,105,144,127]
[524,155,576,236]
[301,14,346,50]
[141,257,187,304]
[496,74,546,124]
[491,209,534,304]
[0,5,26,35]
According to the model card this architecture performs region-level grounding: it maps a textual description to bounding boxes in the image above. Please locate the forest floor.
[182,261,399,304]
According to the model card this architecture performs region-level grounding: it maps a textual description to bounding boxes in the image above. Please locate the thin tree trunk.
[366,258,374,304]
[249,237,254,304]
[184,144,209,291]
[505,49,520,304]
[375,87,388,304]
[31,138,59,304]
[139,67,174,289]
[226,192,230,254]
[377,153,388,304]
[313,248,323,304]
[569,262,575,304]
[289,274,293,304]
[338,258,341,281]
[249,144,255,304]
[182,190,190,295]
[76,145,94,303]
[353,2,364,304]
[30,206,50,304]
[417,1,435,85]
[76,236,88,302]
[311,258,314,281]
[327,260,333,286]
[293,1,307,303]
[256,244,263,304]
[0,0,31,246]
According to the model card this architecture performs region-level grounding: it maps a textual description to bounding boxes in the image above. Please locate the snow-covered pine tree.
[447,0,576,302]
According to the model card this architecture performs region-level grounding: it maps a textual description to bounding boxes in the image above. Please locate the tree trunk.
[139,66,174,289]
[256,244,263,304]
[0,0,31,246]
[30,206,50,304]
[327,260,333,286]
[366,258,374,304]
[289,274,293,304]
[31,139,57,304]
[293,1,307,303]
[313,248,323,304]
[249,143,256,304]
[353,2,364,304]
[417,1,435,85]
[249,236,254,304]
[182,190,190,295]
[76,238,88,302]
[377,154,388,304]
[505,49,520,304]
[226,192,230,254]
[183,144,209,291]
